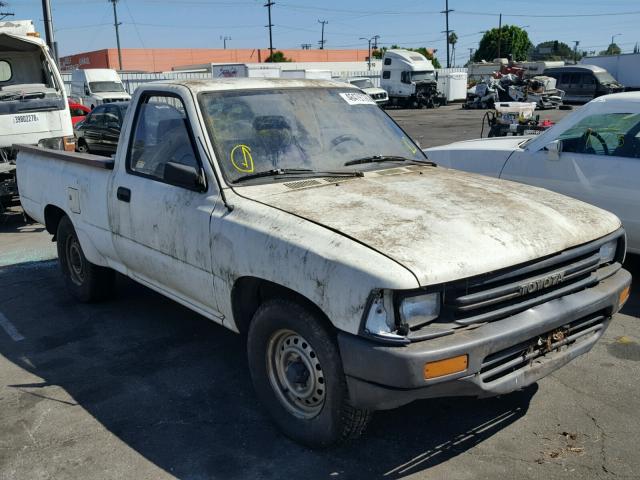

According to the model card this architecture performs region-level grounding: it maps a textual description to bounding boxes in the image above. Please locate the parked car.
[68,102,90,126]
[16,79,631,447]
[344,77,388,106]
[543,65,624,103]
[425,92,640,254]
[74,102,129,156]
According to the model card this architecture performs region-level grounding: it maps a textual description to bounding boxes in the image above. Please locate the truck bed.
[15,144,116,268]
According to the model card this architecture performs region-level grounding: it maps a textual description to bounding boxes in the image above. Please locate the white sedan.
[426,92,640,254]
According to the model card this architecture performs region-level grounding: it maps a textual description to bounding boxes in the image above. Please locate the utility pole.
[41,0,58,63]
[220,35,231,49]
[318,19,328,49]
[468,47,474,63]
[441,0,453,68]
[264,1,275,59]
[497,13,502,60]
[573,40,580,64]
[109,0,123,71]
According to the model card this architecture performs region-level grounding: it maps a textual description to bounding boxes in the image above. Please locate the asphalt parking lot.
[1,105,639,480]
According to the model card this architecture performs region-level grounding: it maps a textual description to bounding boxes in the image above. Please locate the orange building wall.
[60,48,370,72]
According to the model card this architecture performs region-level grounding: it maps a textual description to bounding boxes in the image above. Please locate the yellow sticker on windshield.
[402,136,417,155]
[230,144,254,173]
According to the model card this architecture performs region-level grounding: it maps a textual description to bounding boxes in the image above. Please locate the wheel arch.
[231,276,332,335]
[44,204,67,237]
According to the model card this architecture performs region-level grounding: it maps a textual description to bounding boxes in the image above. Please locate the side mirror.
[84,87,90,96]
[544,139,562,160]
[163,161,205,191]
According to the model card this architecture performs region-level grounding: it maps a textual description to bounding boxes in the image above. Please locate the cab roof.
[152,77,359,93]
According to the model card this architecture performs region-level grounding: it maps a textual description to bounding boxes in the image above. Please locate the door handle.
[116,186,131,203]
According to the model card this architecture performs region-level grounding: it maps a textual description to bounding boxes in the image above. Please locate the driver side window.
[127,93,200,182]
[557,112,640,159]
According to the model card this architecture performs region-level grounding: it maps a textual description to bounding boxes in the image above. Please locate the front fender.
[210,199,419,335]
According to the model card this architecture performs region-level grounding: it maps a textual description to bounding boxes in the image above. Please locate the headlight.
[399,293,441,329]
[38,136,64,150]
[364,290,404,340]
[599,240,617,265]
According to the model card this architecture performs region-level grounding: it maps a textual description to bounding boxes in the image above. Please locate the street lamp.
[360,36,375,70]
[611,33,622,53]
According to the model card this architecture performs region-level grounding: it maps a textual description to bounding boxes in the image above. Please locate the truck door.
[108,91,222,316]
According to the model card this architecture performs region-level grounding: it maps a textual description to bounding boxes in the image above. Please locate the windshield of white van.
[411,71,435,82]
[350,79,375,89]
[200,88,427,183]
[89,81,126,93]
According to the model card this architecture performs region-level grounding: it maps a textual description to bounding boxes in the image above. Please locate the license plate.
[13,114,40,124]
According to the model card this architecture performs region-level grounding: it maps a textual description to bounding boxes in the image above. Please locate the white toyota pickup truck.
[16,79,631,447]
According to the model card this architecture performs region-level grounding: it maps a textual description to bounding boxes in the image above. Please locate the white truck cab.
[0,20,74,205]
[70,68,131,109]
[380,49,445,108]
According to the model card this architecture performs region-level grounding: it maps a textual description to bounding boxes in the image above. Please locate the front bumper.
[338,267,631,410]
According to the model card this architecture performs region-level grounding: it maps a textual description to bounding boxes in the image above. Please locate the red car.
[68,102,91,126]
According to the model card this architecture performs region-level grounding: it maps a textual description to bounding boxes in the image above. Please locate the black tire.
[247,299,371,448]
[56,215,114,302]
[76,140,89,154]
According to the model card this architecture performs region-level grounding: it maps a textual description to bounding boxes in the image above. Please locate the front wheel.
[247,299,371,447]
[56,215,114,302]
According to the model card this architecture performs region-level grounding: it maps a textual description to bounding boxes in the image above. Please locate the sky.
[8,0,640,65]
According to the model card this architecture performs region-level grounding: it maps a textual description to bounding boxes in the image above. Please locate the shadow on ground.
[0,261,540,479]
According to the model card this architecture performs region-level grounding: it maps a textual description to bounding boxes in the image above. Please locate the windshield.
[411,71,436,82]
[199,88,426,183]
[350,79,375,89]
[594,71,618,84]
[89,81,126,93]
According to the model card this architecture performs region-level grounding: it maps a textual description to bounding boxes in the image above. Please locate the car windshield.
[350,79,374,89]
[199,88,426,183]
[89,81,126,93]
[411,71,435,82]
[594,71,618,84]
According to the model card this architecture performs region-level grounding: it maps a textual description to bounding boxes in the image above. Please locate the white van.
[0,20,74,205]
[70,69,131,109]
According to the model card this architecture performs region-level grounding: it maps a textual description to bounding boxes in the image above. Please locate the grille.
[443,238,616,326]
[479,311,607,383]
[283,179,323,189]
[404,233,622,342]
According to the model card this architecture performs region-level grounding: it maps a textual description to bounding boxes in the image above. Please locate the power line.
[318,19,327,49]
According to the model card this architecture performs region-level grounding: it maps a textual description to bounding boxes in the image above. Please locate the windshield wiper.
[232,168,364,184]
[0,91,47,101]
[344,155,436,167]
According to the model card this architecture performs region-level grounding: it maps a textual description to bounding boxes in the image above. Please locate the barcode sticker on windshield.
[339,92,375,105]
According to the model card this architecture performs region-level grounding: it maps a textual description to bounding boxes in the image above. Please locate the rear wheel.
[76,140,89,154]
[247,299,371,448]
[56,215,114,302]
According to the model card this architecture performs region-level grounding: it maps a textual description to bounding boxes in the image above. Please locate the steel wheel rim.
[266,329,326,419]
[66,235,85,286]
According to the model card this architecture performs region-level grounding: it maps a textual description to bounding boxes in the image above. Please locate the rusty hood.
[236,166,621,285]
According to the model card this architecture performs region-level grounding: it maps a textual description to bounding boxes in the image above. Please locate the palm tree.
[448,32,458,66]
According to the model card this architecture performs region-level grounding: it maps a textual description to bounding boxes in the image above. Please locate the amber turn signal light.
[63,136,76,152]
[424,355,468,380]
[619,286,631,307]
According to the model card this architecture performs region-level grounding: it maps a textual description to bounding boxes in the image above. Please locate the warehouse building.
[59,48,370,73]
